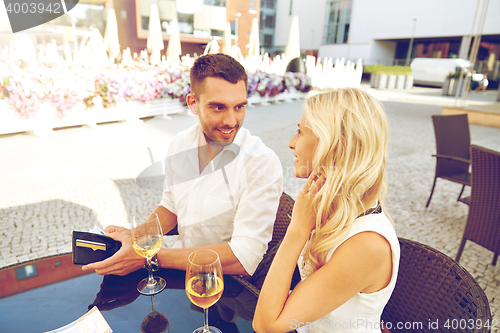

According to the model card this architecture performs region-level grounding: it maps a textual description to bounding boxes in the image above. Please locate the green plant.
[446,66,462,79]
[364,65,411,76]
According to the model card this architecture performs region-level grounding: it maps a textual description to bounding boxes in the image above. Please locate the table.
[0,258,258,333]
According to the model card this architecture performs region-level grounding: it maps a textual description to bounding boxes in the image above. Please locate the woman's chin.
[293,169,311,179]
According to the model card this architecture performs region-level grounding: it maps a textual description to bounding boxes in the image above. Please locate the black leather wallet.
[72,231,122,265]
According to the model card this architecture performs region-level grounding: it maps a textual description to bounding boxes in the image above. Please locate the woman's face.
[288,114,318,178]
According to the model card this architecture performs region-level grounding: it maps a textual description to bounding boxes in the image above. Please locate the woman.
[253,88,400,333]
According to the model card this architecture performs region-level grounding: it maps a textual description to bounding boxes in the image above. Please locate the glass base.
[137,276,166,295]
[192,326,221,333]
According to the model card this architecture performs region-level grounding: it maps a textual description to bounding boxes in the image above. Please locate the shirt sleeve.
[228,151,283,275]
[159,141,177,215]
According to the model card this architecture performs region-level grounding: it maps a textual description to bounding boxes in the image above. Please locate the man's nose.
[223,109,237,128]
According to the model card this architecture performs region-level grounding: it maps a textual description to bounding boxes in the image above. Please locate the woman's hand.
[289,171,326,236]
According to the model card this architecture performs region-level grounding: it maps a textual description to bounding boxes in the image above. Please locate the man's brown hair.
[190,53,247,97]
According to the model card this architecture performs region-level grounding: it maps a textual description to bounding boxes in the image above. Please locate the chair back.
[432,114,470,177]
[382,238,491,333]
[267,192,295,253]
[463,145,500,255]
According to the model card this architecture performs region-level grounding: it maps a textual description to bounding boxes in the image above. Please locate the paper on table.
[44,306,112,333]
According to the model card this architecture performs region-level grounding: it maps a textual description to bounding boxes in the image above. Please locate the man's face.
[190,77,247,144]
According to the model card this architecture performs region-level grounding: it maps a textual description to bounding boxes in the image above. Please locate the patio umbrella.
[230,44,244,64]
[90,28,110,71]
[103,8,120,63]
[247,18,260,56]
[284,15,300,60]
[222,22,232,55]
[166,18,182,60]
[203,37,219,55]
[147,4,164,65]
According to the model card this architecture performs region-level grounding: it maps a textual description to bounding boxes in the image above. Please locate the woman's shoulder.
[324,210,399,263]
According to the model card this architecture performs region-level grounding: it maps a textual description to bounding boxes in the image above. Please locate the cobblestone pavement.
[1,84,500,324]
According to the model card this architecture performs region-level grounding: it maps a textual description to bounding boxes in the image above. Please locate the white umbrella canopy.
[222,22,232,55]
[203,37,220,55]
[284,15,300,60]
[147,3,164,64]
[166,18,182,59]
[247,17,260,56]
[230,44,244,64]
[103,8,120,63]
[90,28,110,71]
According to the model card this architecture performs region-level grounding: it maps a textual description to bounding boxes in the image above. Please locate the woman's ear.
[186,93,197,115]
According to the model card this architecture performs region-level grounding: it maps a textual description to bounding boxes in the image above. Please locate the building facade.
[112,0,260,57]
[273,0,500,76]
[0,0,261,58]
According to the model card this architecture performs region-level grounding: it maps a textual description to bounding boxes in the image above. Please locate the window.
[262,0,275,9]
[264,34,273,46]
[203,0,225,6]
[249,0,256,11]
[260,12,275,30]
[324,0,351,44]
[266,15,274,29]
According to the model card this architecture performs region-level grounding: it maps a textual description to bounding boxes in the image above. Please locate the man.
[473,71,489,92]
[83,54,283,276]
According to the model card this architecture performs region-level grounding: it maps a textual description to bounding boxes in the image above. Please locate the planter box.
[247,89,306,107]
[370,74,378,88]
[387,75,397,89]
[375,74,388,89]
[396,75,406,89]
[405,75,413,89]
[0,98,187,136]
[442,78,452,95]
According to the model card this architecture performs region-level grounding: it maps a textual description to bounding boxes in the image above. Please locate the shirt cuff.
[228,237,267,276]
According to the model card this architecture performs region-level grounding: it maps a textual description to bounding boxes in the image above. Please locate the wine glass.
[186,250,224,333]
[141,295,169,333]
[132,213,166,295]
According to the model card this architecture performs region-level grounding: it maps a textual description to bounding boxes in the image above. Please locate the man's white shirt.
[160,123,283,275]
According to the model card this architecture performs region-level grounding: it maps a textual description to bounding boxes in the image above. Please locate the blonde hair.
[301,88,389,275]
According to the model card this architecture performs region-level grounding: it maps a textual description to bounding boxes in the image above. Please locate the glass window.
[266,15,275,29]
[203,0,226,6]
[249,0,257,11]
[323,0,351,44]
[264,34,273,46]
[260,12,275,29]
[263,0,275,9]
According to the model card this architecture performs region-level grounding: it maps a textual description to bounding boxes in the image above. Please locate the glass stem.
[146,257,156,287]
[203,307,210,333]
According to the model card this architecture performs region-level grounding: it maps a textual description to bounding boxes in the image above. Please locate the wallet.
[72,231,122,265]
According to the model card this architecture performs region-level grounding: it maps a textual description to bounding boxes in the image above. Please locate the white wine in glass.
[132,213,166,295]
[186,250,224,333]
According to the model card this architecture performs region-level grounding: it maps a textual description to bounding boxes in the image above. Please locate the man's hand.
[82,226,145,276]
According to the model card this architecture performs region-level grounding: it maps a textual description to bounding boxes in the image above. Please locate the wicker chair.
[426,114,471,207]
[456,145,500,266]
[381,238,491,333]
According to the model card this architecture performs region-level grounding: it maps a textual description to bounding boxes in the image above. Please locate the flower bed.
[0,60,312,135]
